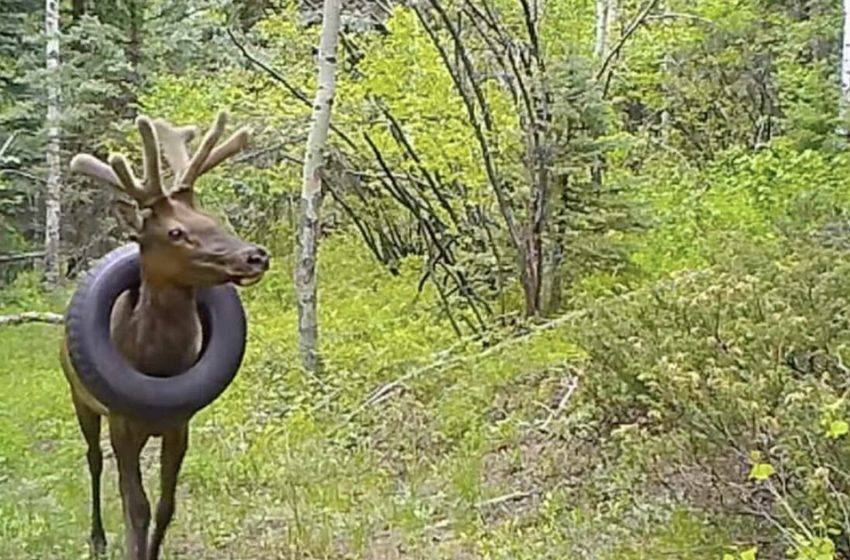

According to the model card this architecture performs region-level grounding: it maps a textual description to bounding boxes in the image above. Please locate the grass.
[0,235,766,559]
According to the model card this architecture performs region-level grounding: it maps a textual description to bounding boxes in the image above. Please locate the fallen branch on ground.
[539,375,579,432]
[422,490,536,533]
[0,251,46,264]
[0,311,64,326]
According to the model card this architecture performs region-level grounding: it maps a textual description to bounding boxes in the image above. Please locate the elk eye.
[168,228,185,241]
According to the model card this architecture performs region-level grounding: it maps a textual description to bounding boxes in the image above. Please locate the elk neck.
[116,270,203,377]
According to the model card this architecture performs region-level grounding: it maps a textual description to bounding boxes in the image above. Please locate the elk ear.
[111,198,144,240]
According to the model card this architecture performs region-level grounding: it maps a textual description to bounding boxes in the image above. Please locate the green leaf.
[741,547,758,560]
[749,463,775,481]
[827,420,849,439]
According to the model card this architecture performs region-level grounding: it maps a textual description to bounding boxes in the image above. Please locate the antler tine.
[180,111,228,189]
[70,151,154,207]
[69,154,123,188]
[199,126,251,176]
[136,116,163,197]
[153,118,199,185]
[107,153,141,196]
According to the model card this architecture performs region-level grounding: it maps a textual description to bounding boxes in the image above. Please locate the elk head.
[70,112,269,288]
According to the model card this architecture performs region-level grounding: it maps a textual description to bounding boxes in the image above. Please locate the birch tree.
[841,0,850,128]
[295,0,342,373]
[43,0,61,286]
[594,0,618,59]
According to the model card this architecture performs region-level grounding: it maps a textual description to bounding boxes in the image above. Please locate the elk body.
[62,112,269,560]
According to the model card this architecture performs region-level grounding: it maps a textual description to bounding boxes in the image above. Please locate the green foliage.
[750,462,775,482]
[622,138,850,289]
[7,230,850,557]
[724,547,759,560]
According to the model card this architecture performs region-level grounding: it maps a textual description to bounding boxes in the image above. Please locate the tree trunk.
[295,0,341,373]
[841,0,850,129]
[43,0,61,287]
[71,0,86,21]
[594,0,618,59]
[594,0,609,59]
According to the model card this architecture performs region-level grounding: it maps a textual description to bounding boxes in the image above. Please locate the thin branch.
[375,101,462,229]
[517,0,540,60]
[0,311,63,326]
[143,3,211,23]
[429,0,495,133]
[324,177,387,267]
[233,140,305,166]
[477,490,534,509]
[227,27,358,151]
[0,169,47,183]
[227,28,310,104]
[539,375,578,431]
[0,131,19,159]
[0,251,46,264]
[422,490,536,533]
[645,12,715,25]
[414,3,522,252]
[596,0,662,83]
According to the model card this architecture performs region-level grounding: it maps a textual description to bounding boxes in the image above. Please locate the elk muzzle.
[229,245,270,287]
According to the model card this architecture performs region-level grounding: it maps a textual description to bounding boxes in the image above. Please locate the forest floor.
[0,234,837,559]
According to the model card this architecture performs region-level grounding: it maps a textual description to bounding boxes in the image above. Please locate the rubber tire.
[65,243,247,422]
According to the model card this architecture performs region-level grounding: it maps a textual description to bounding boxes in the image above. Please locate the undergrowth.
[2,141,850,558]
[1,229,849,559]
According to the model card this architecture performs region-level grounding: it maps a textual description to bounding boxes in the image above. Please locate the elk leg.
[148,424,188,560]
[72,395,106,556]
[110,418,151,560]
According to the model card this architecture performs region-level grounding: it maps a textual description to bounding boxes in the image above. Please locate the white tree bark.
[43,0,61,286]
[594,0,609,59]
[594,0,618,59]
[841,0,850,128]
[660,0,671,141]
[295,0,341,373]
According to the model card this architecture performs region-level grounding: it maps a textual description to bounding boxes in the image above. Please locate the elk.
[62,111,269,559]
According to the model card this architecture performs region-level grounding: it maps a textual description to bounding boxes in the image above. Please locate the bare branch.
[596,0,662,83]
[428,0,495,133]
[0,169,47,183]
[227,27,359,151]
[539,375,578,431]
[0,251,46,264]
[414,3,523,252]
[0,311,63,326]
[226,28,311,105]
[645,12,714,25]
[0,131,19,159]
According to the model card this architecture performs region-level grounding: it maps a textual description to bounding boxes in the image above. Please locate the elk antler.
[69,111,251,207]
[70,116,165,207]
[154,111,251,197]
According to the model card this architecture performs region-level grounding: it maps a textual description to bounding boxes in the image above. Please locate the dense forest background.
[2,0,850,558]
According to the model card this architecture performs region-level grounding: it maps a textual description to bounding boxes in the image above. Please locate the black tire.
[65,243,247,421]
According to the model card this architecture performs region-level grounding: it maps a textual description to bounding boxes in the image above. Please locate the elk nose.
[246,247,269,270]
